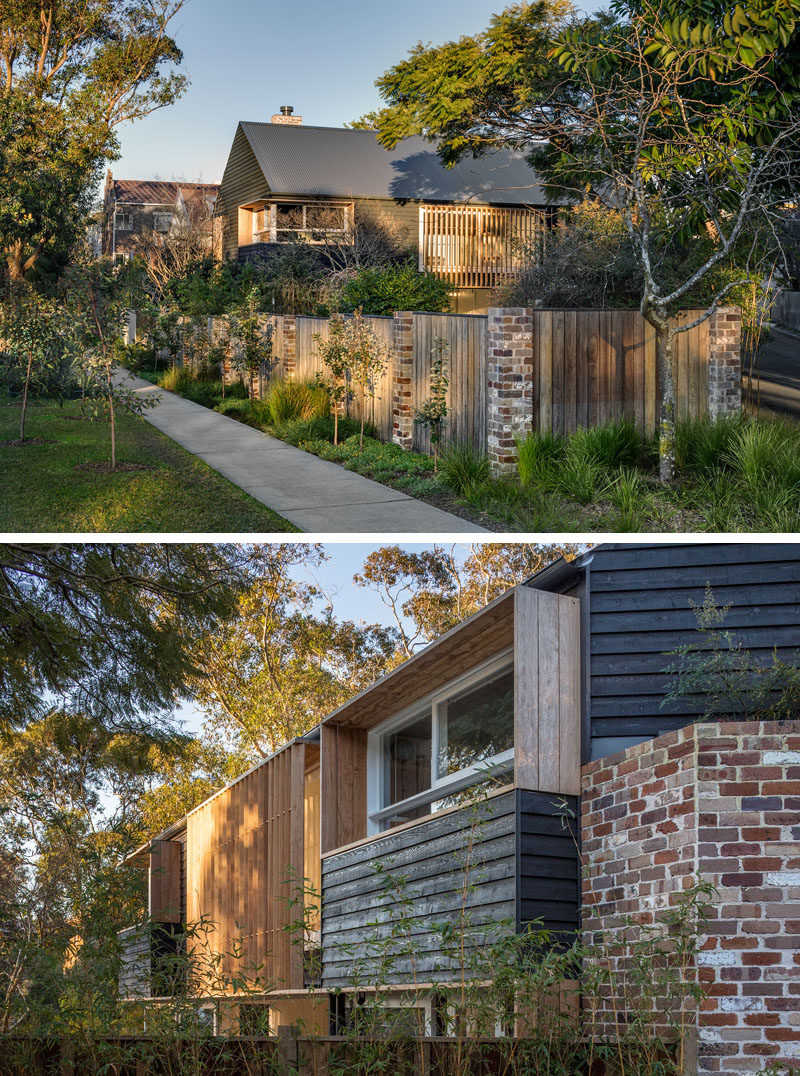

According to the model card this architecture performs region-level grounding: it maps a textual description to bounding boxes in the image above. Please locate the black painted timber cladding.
[583,543,800,758]
[321,791,579,987]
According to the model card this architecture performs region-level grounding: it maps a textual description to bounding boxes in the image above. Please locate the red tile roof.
[112,180,220,205]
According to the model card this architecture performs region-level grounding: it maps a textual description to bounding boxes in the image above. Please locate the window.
[115,212,133,231]
[273,201,348,241]
[369,652,514,831]
[153,212,173,233]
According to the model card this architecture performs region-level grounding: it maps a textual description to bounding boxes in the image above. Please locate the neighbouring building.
[214,106,559,313]
[120,542,800,1074]
[101,172,220,262]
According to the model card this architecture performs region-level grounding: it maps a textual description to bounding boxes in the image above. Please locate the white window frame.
[269,201,351,243]
[367,649,514,835]
[115,211,133,232]
[153,212,173,233]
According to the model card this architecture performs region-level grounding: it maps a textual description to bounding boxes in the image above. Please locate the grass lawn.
[0,397,296,533]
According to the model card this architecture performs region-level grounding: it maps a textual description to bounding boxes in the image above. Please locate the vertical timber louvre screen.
[420,205,547,288]
[531,308,710,438]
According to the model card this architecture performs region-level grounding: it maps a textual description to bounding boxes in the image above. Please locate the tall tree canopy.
[365,0,800,481]
[0,0,187,281]
[0,543,248,735]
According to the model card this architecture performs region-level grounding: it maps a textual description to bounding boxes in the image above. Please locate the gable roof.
[112,180,220,206]
[237,122,552,206]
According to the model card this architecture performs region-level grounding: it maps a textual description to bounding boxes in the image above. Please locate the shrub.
[117,342,156,373]
[157,366,196,394]
[440,441,490,495]
[516,431,564,486]
[556,455,603,504]
[214,397,252,417]
[675,415,743,476]
[275,415,370,446]
[341,261,451,315]
[264,379,330,424]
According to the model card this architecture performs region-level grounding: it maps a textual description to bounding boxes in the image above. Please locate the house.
[119,542,800,1071]
[214,107,557,313]
[101,172,220,262]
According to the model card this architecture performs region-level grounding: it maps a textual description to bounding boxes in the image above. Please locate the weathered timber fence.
[775,290,800,331]
[130,303,741,477]
[0,1034,632,1076]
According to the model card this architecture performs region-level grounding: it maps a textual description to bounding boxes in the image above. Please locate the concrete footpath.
[120,372,486,533]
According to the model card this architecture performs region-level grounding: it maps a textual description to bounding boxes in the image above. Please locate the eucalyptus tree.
[0,0,188,281]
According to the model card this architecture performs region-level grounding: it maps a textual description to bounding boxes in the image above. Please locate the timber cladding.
[531,308,709,437]
[185,741,308,991]
[582,543,800,758]
[320,789,580,987]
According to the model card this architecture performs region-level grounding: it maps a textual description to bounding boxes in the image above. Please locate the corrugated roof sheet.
[239,123,551,205]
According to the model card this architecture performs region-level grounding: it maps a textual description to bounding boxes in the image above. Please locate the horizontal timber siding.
[216,125,271,261]
[585,543,800,759]
[119,926,150,998]
[516,791,580,938]
[321,792,517,986]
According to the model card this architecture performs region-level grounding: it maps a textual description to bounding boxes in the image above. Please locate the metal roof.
[239,122,552,206]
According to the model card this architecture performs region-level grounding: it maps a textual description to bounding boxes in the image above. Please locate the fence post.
[486,307,534,477]
[391,311,415,450]
[282,315,297,379]
[707,306,741,419]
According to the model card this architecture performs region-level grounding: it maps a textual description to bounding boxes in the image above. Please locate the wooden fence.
[531,308,709,438]
[775,291,800,332]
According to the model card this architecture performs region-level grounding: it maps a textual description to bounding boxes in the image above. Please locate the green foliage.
[227,288,275,400]
[414,338,450,470]
[263,379,330,425]
[275,414,368,446]
[663,586,800,721]
[440,441,490,495]
[674,414,744,476]
[341,261,452,315]
[567,418,647,470]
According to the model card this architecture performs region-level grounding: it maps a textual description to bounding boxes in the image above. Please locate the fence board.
[775,291,800,331]
[529,309,708,438]
[410,312,487,454]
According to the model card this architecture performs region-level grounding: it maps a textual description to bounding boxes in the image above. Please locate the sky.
[111,0,589,187]
[174,540,482,736]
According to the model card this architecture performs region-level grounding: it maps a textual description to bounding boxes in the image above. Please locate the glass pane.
[437,667,514,779]
[305,204,345,230]
[276,203,305,230]
[383,712,431,810]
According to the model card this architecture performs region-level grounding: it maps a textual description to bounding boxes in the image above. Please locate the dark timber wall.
[321,790,580,987]
[537,543,800,761]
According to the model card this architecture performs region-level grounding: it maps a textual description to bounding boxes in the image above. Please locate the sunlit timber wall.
[136,304,741,475]
[581,721,800,1076]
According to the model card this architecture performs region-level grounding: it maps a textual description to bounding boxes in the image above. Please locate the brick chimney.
[271,105,302,125]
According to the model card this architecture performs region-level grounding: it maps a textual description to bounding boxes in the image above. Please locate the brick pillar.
[391,311,414,450]
[282,315,296,379]
[707,306,742,419]
[486,307,534,477]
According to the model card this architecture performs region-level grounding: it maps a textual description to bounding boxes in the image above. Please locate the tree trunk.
[6,242,25,283]
[19,350,33,442]
[654,320,676,484]
[359,382,365,451]
[106,364,116,468]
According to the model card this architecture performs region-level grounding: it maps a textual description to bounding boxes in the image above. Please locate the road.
[746,326,800,420]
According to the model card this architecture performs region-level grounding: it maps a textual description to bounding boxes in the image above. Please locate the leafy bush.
[341,261,452,315]
[556,455,604,503]
[516,431,564,486]
[157,366,196,394]
[214,397,252,417]
[440,441,490,494]
[116,342,156,373]
[263,379,330,425]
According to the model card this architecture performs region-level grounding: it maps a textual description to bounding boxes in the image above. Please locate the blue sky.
[112,0,590,186]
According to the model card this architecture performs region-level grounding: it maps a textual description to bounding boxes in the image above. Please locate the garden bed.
[134,365,800,533]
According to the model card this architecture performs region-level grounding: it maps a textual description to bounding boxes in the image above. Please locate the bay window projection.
[371,653,514,831]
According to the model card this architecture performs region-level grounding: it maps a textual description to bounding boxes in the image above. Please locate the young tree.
[64,259,158,468]
[315,313,350,445]
[366,0,800,482]
[0,284,63,443]
[0,0,188,281]
[343,307,388,450]
[414,337,450,471]
[228,287,274,400]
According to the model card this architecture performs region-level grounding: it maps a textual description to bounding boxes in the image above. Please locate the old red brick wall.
[581,721,800,1076]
